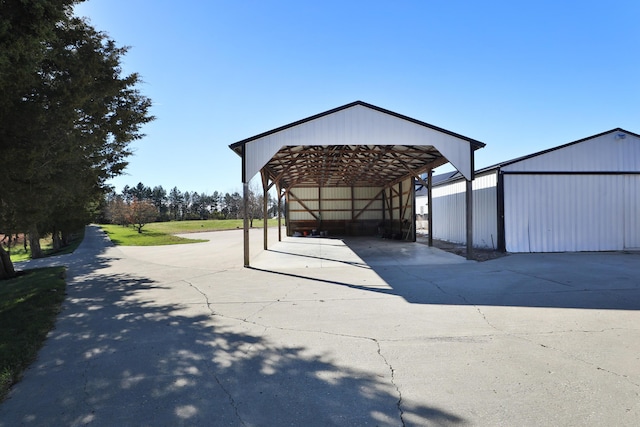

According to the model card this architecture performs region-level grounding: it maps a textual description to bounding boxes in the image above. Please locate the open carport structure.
[229,101,485,266]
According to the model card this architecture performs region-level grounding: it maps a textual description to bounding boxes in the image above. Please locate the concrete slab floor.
[2,225,640,426]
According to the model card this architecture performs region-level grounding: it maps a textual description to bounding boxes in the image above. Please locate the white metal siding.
[504,174,629,252]
[431,172,498,248]
[320,186,351,222]
[290,188,318,199]
[474,173,499,248]
[433,180,466,243]
[624,175,640,249]
[355,187,383,199]
[288,186,384,222]
[289,209,315,221]
[320,187,349,200]
[502,132,640,252]
[243,104,477,181]
[502,133,640,173]
[288,188,317,221]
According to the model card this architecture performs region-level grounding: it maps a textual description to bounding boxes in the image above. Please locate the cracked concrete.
[2,225,640,426]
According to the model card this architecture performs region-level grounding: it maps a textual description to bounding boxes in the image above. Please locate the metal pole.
[262,172,268,251]
[411,177,416,242]
[263,189,268,250]
[285,189,290,237]
[277,185,282,242]
[427,169,433,247]
[466,178,473,260]
[398,181,402,238]
[243,181,250,267]
[466,145,476,260]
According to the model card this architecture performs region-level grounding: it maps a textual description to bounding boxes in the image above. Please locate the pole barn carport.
[229,101,485,266]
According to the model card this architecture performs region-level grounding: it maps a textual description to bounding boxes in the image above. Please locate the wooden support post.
[389,185,394,236]
[243,181,250,267]
[382,189,386,224]
[411,177,416,242]
[277,184,282,242]
[496,171,505,251]
[398,181,402,237]
[466,144,476,260]
[351,186,355,221]
[241,144,250,267]
[285,188,291,237]
[263,173,268,251]
[318,186,322,231]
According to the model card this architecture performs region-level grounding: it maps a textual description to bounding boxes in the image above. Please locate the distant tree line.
[101,183,281,227]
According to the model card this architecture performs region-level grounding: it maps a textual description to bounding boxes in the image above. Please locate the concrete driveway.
[1,225,639,426]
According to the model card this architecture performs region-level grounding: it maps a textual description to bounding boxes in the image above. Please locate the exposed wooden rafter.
[263,144,451,190]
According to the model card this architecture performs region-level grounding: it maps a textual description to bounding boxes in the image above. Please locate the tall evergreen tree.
[151,186,168,220]
[168,187,183,220]
[0,1,154,278]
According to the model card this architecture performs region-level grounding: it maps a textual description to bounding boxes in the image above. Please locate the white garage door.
[504,174,639,252]
[625,175,640,249]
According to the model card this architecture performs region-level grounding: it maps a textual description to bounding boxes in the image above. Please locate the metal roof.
[229,101,485,188]
[431,128,640,186]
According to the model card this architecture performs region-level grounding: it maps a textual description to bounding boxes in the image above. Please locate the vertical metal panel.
[320,186,351,221]
[289,186,384,222]
[288,187,318,221]
[473,173,498,249]
[321,201,349,211]
[504,174,626,252]
[432,173,498,248]
[624,175,640,249]
[354,187,382,199]
[288,208,315,221]
[290,188,318,199]
[433,180,466,243]
[292,200,319,210]
[320,187,350,200]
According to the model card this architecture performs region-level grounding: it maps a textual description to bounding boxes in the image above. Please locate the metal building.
[229,101,485,266]
[427,128,640,252]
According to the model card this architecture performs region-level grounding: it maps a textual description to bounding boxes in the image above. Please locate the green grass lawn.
[101,219,281,246]
[0,267,66,401]
[146,218,280,234]
[100,224,208,246]
[8,229,85,263]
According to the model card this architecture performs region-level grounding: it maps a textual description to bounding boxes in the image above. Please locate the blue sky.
[75,0,640,195]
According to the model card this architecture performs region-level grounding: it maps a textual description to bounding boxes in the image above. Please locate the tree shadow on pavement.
[1,228,466,426]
